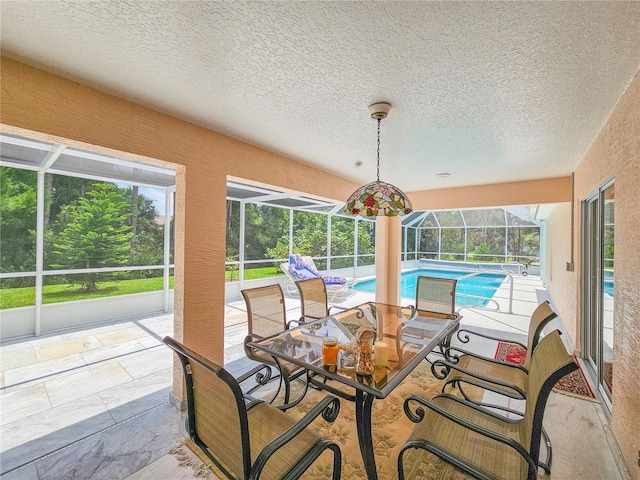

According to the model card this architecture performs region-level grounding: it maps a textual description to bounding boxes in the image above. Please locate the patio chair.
[413,275,458,314]
[433,300,558,401]
[281,254,355,302]
[163,336,342,480]
[404,276,458,361]
[430,300,558,473]
[454,299,556,357]
[398,330,578,480]
[242,284,308,409]
[295,277,349,322]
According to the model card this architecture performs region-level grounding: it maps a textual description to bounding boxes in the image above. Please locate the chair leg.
[282,372,291,405]
[331,443,342,480]
[398,447,407,480]
[278,377,310,411]
[538,426,552,474]
[277,370,313,412]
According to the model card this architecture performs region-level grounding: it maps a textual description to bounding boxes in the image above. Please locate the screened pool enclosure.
[1,132,541,338]
[225,183,541,283]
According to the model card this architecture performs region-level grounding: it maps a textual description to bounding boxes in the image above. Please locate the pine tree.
[52,183,133,291]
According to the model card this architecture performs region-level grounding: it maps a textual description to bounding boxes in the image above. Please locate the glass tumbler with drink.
[322,336,339,368]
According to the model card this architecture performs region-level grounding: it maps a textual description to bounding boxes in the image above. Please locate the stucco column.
[170,169,227,409]
[374,216,402,305]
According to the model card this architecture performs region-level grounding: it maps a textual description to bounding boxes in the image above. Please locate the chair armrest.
[235,363,274,385]
[251,395,341,475]
[403,393,537,473]
[327,305,349,314]
[244,334,277,365]
[410,392,520,424]
[287,319,303,329]
[456,328,527,351]
[461,400,525,419]
[444,346,529,373]
[431,358,527,399]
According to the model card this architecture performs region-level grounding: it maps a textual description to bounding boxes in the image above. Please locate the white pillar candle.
[374,341,389,367]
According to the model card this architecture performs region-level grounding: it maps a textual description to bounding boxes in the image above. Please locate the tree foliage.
[51,183,133,290]
[243,204,290,261]
[0,167,37,277]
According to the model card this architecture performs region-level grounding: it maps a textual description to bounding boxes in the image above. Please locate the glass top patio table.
[247,301,460,479]
[249,301,459,396]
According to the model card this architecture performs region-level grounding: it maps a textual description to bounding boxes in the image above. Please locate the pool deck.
[0,274,630,479]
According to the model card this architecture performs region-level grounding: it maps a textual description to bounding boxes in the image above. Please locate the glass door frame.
[581,177,614,411]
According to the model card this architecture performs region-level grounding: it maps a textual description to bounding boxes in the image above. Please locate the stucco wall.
[545,203,578,347]
[0,58,359,369]
[547,69,640,477]
[408,176,571,209]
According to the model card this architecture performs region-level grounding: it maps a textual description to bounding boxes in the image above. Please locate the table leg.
[355,389,377,479]
[438,325,460,364]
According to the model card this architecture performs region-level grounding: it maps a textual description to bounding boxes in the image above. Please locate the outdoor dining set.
[163,272,578,480]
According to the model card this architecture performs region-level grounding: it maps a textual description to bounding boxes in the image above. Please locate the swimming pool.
[352,268,507,307]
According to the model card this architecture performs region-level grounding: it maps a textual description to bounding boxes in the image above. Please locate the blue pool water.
[353,268,507,307]
[604,281,614,297]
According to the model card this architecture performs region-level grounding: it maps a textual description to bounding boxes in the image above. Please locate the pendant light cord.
[376,117,381,182]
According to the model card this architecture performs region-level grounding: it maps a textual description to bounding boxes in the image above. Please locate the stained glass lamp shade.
[344,180,413,217]
[344,102,413,217]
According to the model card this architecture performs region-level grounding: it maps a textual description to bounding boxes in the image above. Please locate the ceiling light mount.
[343,101,413,217]
[368,102,391,120]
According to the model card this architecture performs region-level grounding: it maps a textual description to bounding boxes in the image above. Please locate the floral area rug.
[286,361,476,480]
[180,359,476,480]
[495,342,596,399]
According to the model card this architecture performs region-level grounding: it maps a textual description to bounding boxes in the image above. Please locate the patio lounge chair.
[398,330,578,480]
[163,336,342,480]
[280,254,355,302]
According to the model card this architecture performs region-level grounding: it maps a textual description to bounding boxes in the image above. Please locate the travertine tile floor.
[0,276,630,479]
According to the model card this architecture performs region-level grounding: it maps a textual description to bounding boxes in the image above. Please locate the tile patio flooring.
[0,275,630,479]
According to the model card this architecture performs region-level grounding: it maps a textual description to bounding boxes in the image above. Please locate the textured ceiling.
[1,1,639,192]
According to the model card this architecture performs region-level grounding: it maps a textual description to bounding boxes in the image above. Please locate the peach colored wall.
[408,176,571,210]
[547,70,640,477]
[545,203,578,347]
[0,58,360,381]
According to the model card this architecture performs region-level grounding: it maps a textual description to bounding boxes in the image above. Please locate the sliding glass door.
[582,180,614,407]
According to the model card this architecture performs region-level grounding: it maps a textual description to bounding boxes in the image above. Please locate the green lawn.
[1,266,284,309]
[0,276,175,309]
[225,265,284,281]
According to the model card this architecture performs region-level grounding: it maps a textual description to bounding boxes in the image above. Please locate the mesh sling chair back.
[295,277,349,323]
[241,284,306,409]
[415,276,457,314]
[403,276,458,365]
[243,284,288,339]
[163,337,342,480]
[296,277,329,320]
[399,330,578,480]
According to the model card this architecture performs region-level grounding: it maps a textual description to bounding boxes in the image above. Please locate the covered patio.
[1,2,639,478]
[0,275,628,479]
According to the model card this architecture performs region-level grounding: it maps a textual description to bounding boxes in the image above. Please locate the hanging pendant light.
[344,102,413,217]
